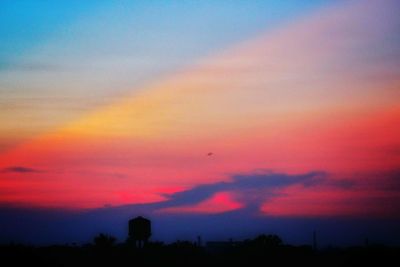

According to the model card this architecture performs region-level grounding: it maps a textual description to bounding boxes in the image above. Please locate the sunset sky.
[1,0,400,245]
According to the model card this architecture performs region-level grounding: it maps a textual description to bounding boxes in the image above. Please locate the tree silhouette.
[93,233,116,248]
[252,234,282,247]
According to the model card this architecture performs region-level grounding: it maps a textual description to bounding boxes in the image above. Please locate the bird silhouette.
[207,152,213,156]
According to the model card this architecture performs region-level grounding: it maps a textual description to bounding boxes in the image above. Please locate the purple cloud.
[2,166,41,173]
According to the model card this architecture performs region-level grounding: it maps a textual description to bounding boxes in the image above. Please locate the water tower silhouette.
[128,216,151,247]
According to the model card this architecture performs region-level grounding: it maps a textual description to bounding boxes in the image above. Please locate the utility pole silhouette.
[197,235,202,247]
[313,230,318,251]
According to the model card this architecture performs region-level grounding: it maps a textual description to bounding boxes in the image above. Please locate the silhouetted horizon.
[2,229,399,267]
[1,208,399,247]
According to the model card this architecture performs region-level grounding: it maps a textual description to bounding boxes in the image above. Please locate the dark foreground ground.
[1,235,399,267]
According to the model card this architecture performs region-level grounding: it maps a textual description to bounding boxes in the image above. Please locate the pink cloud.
[158,191,243,214]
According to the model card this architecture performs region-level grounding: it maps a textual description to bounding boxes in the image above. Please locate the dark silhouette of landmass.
[1,216,399,267]
[0,216,400,267]
[1,234,399,267]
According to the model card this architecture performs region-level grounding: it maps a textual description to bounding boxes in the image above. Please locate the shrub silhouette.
[252,234,283,247]
[93,233,116,248]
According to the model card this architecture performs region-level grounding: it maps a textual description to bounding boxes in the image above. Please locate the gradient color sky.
[1,0,400,244]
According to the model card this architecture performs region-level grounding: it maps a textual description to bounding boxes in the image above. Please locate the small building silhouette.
[128,216,151,247]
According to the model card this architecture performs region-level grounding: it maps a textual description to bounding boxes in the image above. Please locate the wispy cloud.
[0,61,64,72]
[1,166,41,173]
[115,169,399,218]
[162,171,325,207]
[139,171,337,215]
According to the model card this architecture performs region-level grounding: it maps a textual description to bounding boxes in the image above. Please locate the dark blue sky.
[1,205,399,247]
